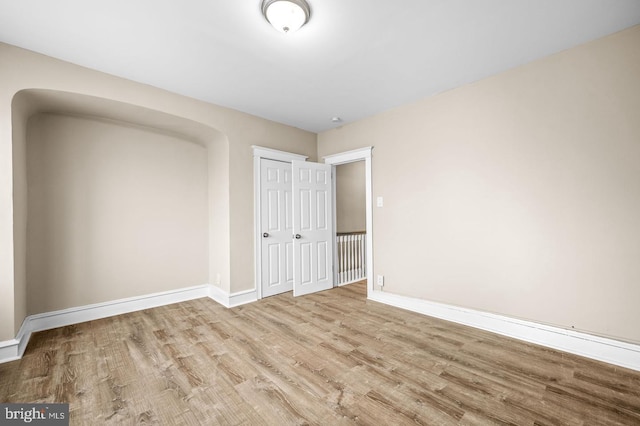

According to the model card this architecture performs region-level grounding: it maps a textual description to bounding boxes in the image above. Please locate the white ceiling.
[1,1,640,133]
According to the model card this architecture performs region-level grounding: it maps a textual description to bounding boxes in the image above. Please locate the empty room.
[1,1,640,424]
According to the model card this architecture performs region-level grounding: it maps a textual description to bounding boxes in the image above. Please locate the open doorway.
[324,147,374,296]
[335,161,367,286]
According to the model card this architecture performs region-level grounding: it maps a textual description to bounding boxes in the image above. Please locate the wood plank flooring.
[1,282,639,425]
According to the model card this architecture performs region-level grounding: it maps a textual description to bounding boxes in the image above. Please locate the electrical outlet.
[215,273,221,286]
[377,196,384,207]
[377,275,384,287]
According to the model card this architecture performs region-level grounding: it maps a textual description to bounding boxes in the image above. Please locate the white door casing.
[292,160,334,296]
[260,159,294,297]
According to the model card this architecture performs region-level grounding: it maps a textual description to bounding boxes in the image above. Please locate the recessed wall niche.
[12,90,229,319]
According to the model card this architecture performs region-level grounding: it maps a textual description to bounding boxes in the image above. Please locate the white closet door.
[292,160,334,296]
[260,159,294,297]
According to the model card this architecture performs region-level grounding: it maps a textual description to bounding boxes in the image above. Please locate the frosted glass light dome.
[262,0,310,34]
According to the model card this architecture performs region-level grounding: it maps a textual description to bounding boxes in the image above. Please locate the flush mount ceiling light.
[262,0,310,34]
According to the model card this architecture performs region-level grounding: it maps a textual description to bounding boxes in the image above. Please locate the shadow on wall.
[11,89,230,334]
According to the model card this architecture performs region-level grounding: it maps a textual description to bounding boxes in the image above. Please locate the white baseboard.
[209,285,258,308]
[368,290,640,372]
[209,285,230,307]
[228,288,258,307]
[0,284,211,364]
[0,338,22,363]
[5,284,637,371]
[0,283,262,364]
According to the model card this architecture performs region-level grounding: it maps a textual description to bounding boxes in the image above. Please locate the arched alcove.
[11,89,230,327]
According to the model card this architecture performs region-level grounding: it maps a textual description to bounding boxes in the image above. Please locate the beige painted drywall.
[336,161,366,233]
[13,88,233,307]
[10,89,29,333]
[0,42,316,340]
[318,25,640,344]
[26,113,209,314]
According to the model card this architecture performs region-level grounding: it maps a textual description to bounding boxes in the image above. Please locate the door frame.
[253,146,308,300]
[323,147,374,296]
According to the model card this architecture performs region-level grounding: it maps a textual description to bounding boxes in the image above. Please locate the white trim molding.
[368,290,640,372]
[252,145,308,163]
[0,338,22,363]
[323,146,372,164]
[228,288,259,307]
[209,286,258,308]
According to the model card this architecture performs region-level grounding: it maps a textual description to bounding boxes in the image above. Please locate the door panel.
[261,159,293,297]
[317,241,328,281]
[285,242,294,283]
[292,161,334,296]
[267,243,280,285]
[300,242,312,285]
[316,191,327,229]
[300,190,311,230]
[267,189,280,230]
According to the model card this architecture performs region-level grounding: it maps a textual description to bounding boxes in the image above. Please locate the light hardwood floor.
[1,282,639,425]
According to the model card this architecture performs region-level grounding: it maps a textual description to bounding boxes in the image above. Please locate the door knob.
[294,234,301,239]
[263,232,269,238]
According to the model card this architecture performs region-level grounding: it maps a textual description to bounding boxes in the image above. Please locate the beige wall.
[26,114,209,314]
[0,43,316,340]
[318,26,640,344]
[336,161,366,233]
[3,25,638,346]
[10,89,30,333]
